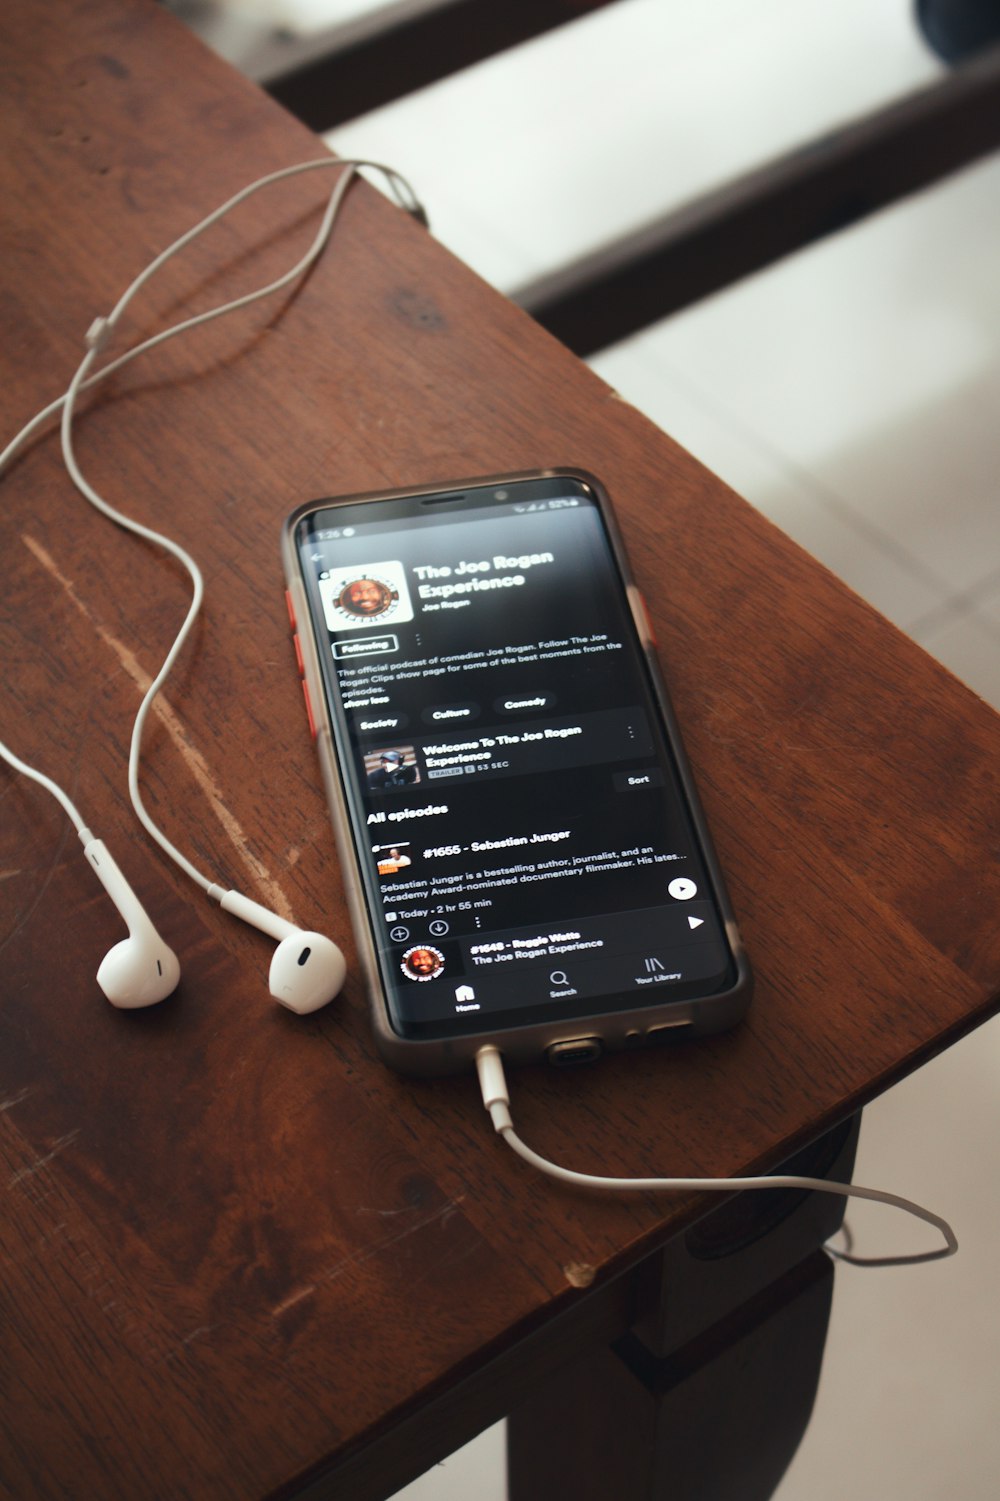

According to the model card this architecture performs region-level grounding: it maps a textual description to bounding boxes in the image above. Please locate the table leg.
[507,1115,859,1501]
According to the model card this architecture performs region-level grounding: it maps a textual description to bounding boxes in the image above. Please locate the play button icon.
[668,877,698,900]
[687,915,704,930]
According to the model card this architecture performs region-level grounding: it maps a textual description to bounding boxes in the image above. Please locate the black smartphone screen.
[294,475,738,1041]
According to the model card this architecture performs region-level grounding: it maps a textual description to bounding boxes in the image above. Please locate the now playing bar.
[397,901,727,1022]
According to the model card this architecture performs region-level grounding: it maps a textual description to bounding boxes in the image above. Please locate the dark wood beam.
[516,44,1000,356]
[266,0,616,132]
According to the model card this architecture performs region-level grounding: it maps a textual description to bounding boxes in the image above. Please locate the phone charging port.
[547,1037,603,1067]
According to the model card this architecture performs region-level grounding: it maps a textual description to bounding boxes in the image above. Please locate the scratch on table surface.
[0,1086,36,1112]
[319,1197,467,1285]
[0,1220,69,1273]
[21,533,294,921]
[272,1285,317,1317]
[181,1325,217,1347]
[0,868,22,882]
[158,1325,220,1364]
[8,1129,81,1188]
[0,815,72,959]
[356,1204,424,1218]
[563,1262,596,1289]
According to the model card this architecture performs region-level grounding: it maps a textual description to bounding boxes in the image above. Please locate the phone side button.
[301,679,317,739]
[641,593,659,649]
[646,1018,693,1043]
[628,585,657,649]
[293,632,305,677]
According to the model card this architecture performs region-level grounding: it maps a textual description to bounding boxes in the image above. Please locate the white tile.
[776,1012,1000,1501]
[327,0,939,291]
[817,385,1000,599]
[590,345,951,633]
[261,0,398,32]
[388,1419,506,1501]
[975,575,1000,632]
[639,159,1000,467]
[753,487,947,635]
[912,606,1000,712]
[612,153,1000,598]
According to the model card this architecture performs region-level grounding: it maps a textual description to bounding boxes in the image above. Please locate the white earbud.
[215,889,346,1014]
[83,838,181,1008]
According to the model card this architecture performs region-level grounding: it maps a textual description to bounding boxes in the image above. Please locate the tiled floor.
[181,2,1000,1496]
[590,149,1000,712]
[321,0,1000,711]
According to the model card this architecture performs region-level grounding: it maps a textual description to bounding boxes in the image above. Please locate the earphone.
[213,889,347,1015]
[0,740,179,1010]
[84,837,182,1009]
[0,156,426,1012]
[0,730,347,1013]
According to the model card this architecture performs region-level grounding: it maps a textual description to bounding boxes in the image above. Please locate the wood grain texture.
[2,3,1000,1498]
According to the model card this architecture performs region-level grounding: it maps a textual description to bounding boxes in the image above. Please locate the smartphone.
[282,470,751,1074]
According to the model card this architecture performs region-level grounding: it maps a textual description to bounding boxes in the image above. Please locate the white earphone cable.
[0,160,417,479]
[0,739,92,842]
[475,1046,958,1268]
[3,156,425,898]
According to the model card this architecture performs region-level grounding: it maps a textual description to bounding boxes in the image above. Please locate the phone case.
[281,469,752,1075]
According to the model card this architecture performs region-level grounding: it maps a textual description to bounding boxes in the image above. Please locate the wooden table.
[3,4,999,1498]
